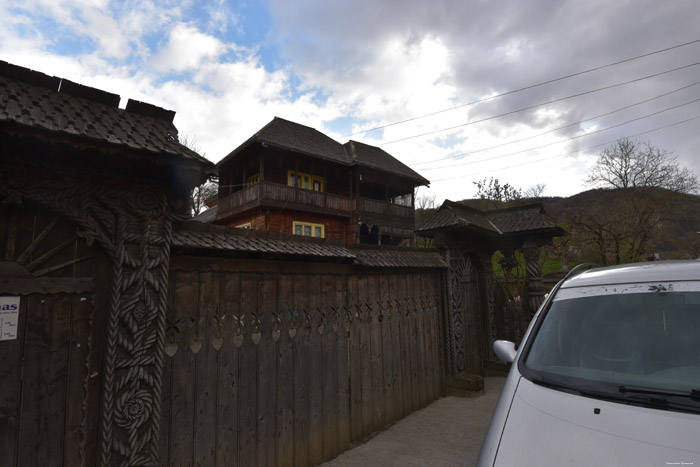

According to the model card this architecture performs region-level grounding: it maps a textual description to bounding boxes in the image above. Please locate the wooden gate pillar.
[438,234,496,377]
[0,158,189,466]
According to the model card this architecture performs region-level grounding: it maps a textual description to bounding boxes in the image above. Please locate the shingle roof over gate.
[416,200,563,237]
[0,60,214,174]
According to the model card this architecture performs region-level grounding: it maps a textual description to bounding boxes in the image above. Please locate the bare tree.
[523,183,546,198]
[568,138,698,264]
[191,181,218,215]
[416,193,437,210]
[587,138,698,193]
[179,134,219,216]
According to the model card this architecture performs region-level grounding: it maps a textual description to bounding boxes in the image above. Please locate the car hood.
[495,377,700,466]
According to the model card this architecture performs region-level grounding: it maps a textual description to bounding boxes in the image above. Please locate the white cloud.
[150,23,228,72]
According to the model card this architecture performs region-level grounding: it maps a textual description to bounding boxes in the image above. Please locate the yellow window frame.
[247,173,260,186]
[287,170,324,192]
[293,221,325,238]
[236,222,252,229]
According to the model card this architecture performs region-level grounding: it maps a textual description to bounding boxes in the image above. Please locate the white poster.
[0,296,20,341]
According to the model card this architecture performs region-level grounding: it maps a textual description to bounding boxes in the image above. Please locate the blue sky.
[1,0,699,202]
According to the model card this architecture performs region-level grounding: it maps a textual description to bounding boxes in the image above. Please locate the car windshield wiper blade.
[531,375,700,412]
[619,385,700,401]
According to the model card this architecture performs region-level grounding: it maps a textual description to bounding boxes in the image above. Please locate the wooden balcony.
[357,197,415,237]
[217,181,354,220]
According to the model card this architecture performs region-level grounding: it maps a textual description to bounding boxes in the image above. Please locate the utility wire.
[430,116,700,183]
[344,38,700,138]
[420,96,700,171]
[412,80,700,166]
[381,61,700,146]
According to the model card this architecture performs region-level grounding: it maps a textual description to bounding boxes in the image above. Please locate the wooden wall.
[161,255,445,467]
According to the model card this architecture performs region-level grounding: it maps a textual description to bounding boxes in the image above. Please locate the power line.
[430,116,700,183]
[420,96,700,171]
[412,80,700,166]
[344,38,700,138]
[381,61,700,146]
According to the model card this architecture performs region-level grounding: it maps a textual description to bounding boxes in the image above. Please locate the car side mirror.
[494,340,517,363]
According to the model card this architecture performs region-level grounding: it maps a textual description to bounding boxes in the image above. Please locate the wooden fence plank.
[292,274,310,467]
[194,271,220,467]
[336,274,351,452]
[388,273,403,421]
[63,294,93,466]
[257,275,278,467]
[216,272,240,467]
[368,273,384,432]
[238,274,258,467]
[422,274,437,403]
[18,294,70,467]
[160,271,177,466]
[398,274,412,417]
[307,276,324,466]
[407,273,419,413]
[379,273,394,425]
[358,274,372,439]
[348,274,362,442]
[275,275,295,467]
[413,274,427,408]
[321,274,338,461]
[169,271,199,467]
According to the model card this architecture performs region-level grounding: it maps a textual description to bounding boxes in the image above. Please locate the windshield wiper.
[619,385,700,402]
[530,375,700,413]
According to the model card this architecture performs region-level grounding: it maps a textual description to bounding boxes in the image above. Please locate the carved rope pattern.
[0,158,174,467]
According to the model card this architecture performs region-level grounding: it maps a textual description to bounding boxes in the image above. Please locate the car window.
[524,282,700,393]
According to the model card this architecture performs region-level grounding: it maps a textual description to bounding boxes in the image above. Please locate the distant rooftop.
[218,116,429,186]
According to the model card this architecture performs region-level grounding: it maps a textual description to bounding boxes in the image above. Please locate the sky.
[1,0,699,203]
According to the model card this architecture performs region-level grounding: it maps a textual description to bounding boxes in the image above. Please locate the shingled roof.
[0,60,215,179]
[174,221,447,268]
[416,200,564,237]
[217,117,429,186]
[174,221,355,260]
[349,245,446,268]
[344,140,429,185]
[218,117,350,166]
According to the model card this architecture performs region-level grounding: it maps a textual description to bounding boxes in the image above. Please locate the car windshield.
[524,282,700,395]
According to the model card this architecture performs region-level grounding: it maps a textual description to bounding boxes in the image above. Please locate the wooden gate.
[0,203,104,467]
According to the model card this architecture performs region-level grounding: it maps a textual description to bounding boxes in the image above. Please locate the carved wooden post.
[0,158,187,466]
[522,239,545,315]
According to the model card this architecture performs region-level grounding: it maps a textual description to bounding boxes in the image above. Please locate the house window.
[247,173,260,186]
[293,221,324,238]
[287,171,324,192]
[236,223,252,229]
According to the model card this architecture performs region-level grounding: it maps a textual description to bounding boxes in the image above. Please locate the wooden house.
[204,117,429,246]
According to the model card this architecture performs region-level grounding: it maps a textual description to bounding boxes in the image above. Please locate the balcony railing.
[216,182,416,236]
[357,197,415,235]
[217,181,354,219]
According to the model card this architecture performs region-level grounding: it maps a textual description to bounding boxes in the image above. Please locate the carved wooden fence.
[160,256,444,467]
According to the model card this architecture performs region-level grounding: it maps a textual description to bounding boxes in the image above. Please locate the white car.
[477,261,700,467]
